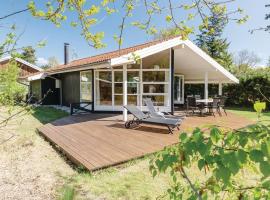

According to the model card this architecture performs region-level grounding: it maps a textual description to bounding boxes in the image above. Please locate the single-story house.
[0,56,43,79]
[26,36,238,120]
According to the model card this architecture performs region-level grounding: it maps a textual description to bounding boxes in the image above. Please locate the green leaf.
[262,179,270,189]
[250,150,264,163]
[216,165,231,184]
[237,149,247,164]
[261,140,270,159]
[260,161,270,177]
[198,159,205,170]
[210,127,221,144]
[179,133,188,143]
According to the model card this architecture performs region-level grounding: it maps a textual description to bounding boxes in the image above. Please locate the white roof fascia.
[27,73,47,81]
[0,56,43,72]
[183,40,239,83]
[15,57,43,72]
[47,62,111,75]
[110,37,238,84]
[110,37,183,66]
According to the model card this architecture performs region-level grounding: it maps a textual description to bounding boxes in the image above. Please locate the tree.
[267,56,270,67]
[42,56,59,69]
[22,0,248,49]
[150,124,270,199]
[195,6,233,71]
[0,59,26,105]
[20,46,36,64]
[234,50,261,73]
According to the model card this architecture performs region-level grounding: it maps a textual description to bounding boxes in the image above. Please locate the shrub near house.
[224,67,270,109]
[0,60,26,105]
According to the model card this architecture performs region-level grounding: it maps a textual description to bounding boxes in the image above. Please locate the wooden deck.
[38,112,252,171]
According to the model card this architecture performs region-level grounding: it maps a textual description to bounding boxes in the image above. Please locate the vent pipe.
[64,43,69,65]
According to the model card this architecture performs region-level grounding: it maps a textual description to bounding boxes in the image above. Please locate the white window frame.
[174,74,185,104]
[80,70,92,103]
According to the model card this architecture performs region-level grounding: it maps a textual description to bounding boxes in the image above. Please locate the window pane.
[143,95,169,106]
[143,71,169,82]
[113,65,123,69]
[127,63,140,69]
[114,71,123,82]
[95,71,112,105]
[128,95,138,105]
[99,71,112,81]
[142,50,169,69]
[115,83,123,94]
[114,95,123,105]
[80,71,92,102]
[143,84,167,94]
[127,83,139,94]
[127,71,140,82]
[81,71,92,82]
[81,83,92,101]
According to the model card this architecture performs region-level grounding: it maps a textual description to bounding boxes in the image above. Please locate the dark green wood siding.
[61,71,80,106]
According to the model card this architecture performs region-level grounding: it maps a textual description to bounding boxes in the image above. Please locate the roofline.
[110,37,239,83]
[47,61,110,75]
[0,56,43,72]
[183,40,239,83]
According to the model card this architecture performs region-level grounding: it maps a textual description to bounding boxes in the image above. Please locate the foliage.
[196,5,233,71]
[0,59,26,105]
[233,50,261,73]
[26,0,248,49]
[254,101,267,119]
[150,124,270,199]
[224,67,270,109]
[42,56,59,69]
[20,46,37,64]
[60,185,75,200]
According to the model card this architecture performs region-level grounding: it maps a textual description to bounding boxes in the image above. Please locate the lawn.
[227,107,270,124]
[0,106,269,200]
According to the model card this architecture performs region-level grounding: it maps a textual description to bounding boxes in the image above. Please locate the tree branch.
[0,8,30,20]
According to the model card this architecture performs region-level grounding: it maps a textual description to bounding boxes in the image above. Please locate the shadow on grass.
[31,106,69,124]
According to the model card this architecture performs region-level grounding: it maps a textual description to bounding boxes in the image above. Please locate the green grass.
[227,107,270,124]
[31,106,68,124]
[2,106,267,199]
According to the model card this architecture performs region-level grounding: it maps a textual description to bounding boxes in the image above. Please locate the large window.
[114,70,123,105]
[127,65,140,105]
[80,71,92,102]
[95,71,112,105]
[142,50,170,106]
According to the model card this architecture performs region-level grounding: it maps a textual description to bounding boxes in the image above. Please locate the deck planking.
[38,112,252,171]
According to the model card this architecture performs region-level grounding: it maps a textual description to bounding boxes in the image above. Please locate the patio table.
[196,99,213,115]
[196,99,213,104]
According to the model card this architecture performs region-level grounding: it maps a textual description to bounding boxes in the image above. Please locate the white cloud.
[36,57,48,66]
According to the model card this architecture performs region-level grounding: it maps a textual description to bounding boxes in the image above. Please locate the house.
[26,36,238,120]
[0,56,43,80]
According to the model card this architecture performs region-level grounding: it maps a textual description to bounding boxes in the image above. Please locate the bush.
[224,68,270,109]
[0,59,26,105]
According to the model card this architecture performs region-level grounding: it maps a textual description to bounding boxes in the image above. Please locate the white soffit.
[27,73,47,81]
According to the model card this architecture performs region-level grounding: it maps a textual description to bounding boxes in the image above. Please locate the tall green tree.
[196,6,233,71]
[20,46,36,64]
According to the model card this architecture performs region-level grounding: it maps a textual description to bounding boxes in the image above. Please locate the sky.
[0,0,270,66]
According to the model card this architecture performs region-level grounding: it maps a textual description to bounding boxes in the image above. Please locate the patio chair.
[219,97,227,116]
[186,97,203,115]
[123,105,182,134]
[208,98,221,117]
[194,95,201,100]
[144,98,185,120]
